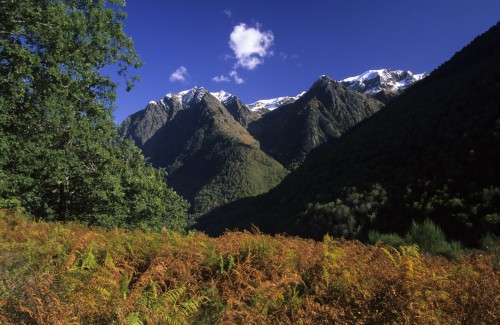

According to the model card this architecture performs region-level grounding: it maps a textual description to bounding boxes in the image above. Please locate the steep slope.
[197,22,500,246]
[120,88,288,215]
[248,77,383,168]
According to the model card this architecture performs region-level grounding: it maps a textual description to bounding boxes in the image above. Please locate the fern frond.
[125,312,144,325]
[402,244,420,259]
[380,247,397,266]
[92,285,111,299]
[179,297,202,316]
[162,286,185,305]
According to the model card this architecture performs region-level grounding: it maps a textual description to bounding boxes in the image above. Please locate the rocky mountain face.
[221,95,260,127]
[196,22,500,246]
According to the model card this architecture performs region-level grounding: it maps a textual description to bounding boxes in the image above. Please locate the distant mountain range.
[196,22,500,247]
[211,68,425,113]
[119,69,417,214]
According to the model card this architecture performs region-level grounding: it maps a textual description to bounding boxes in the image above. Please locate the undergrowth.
[0,210,498,324]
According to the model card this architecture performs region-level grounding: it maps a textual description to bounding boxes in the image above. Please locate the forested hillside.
[120,77,384,215]
[197,22,500,247]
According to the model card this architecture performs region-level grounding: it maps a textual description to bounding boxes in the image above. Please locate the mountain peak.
[340,68,426,93]
[314,74,335,85]
[164,86,208,105]
[210,90,235,104]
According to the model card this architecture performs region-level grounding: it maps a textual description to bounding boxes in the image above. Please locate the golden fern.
[64,232,97,270]
[131,284,207,325]
[380,244,420,266]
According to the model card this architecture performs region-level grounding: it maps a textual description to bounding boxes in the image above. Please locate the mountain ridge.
[130,68,424,121]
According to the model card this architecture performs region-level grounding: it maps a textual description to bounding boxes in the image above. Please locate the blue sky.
[111,0,500,123]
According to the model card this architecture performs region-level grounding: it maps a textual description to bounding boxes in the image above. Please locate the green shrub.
[0,197,23,211]
[368,230,405,247]
[405,219,461,258]
[479,232,500,251]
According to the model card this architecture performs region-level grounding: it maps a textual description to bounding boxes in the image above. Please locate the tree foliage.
[0,0,188,230]
[300,184,387,239]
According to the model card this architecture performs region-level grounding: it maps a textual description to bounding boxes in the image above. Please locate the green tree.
[0,0,188,231]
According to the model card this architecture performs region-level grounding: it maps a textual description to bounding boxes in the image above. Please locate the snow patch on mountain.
[157,87,210,108]
[210,90,235,104]
[340,69,427,94]
[248,92,305,112]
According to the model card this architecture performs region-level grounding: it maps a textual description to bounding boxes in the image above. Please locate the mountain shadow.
[196,22,500,247]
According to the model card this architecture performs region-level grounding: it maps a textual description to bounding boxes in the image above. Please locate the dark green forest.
[197,22,500,248]
[248,77,383,169]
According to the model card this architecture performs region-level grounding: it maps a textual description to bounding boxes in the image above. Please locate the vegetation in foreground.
[0,210,498,324]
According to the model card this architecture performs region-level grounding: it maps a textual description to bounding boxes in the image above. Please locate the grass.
[0,209,498,324]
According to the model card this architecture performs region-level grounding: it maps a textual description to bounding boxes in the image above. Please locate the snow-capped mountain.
[340,69,427,94]
[148,87,305,114]
[247,92,305,112]
[162,86,209,106]
[146,87,235,110]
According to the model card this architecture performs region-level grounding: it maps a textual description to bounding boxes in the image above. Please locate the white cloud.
[212,75,230,83]
[229,70,244,84]
[229,23,274,70]
[169,66,189,82]
[223,9,232,18]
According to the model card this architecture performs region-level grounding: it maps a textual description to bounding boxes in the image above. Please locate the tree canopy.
[0,0,189,231]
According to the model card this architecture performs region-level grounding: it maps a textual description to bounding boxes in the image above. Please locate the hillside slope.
[197,22,500,246]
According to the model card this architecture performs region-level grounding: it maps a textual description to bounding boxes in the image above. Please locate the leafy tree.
[0,0,188,230]
[302,184,388,239]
